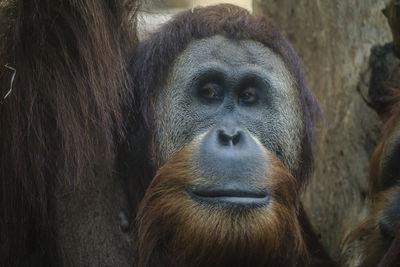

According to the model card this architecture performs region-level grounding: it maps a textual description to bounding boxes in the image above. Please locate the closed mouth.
[189,188,270,206]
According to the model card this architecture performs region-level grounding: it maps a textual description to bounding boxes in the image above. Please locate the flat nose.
[194,125,265,181]
[207,126,253,154]
[217,128,243,147]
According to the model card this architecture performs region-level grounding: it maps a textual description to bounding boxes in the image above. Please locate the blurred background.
[138,0,252,38]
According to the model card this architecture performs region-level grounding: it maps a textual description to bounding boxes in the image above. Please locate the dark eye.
[199,83,223,101]
[239,88,257,104]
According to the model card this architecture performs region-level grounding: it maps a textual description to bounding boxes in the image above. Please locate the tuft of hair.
[0,0,138,265]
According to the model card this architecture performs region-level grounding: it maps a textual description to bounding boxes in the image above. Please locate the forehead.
[173,35,290,74]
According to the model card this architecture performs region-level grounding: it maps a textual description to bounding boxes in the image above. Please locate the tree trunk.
[254,0,392,257]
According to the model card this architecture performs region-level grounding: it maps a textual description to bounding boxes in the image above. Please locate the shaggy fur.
[341,188,400,266]
[370,78,400,193]
[0,0,138,265]
[341,76,400,267]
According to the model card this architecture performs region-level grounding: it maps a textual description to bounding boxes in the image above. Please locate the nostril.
[217,130,231,146]
[232,132,241,146]
[217,129,242,146]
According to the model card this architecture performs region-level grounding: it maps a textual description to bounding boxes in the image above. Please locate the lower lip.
[189,190,270,206]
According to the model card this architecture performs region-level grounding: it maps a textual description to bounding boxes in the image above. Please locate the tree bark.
[254,0,392,258]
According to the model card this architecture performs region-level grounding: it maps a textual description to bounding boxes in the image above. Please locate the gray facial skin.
[154,35,304,175]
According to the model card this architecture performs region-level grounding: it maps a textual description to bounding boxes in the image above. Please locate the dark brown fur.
[0,0,138,265]
[377,227,400,267]
[341,77,400,267]
[369,77,400,193]
[343,188,400,266]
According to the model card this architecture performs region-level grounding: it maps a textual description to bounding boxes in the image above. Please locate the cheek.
[154,94,203,166]
[243,103,303,174]
[155,90,224,166]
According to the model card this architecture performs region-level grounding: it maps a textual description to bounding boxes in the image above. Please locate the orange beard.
[136,141,308,267]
